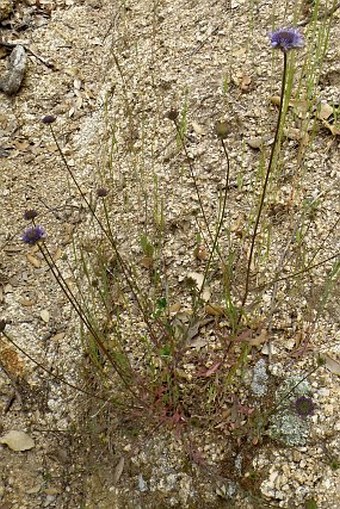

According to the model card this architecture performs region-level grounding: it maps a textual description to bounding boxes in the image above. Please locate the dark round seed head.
[42,115,57,125]
[215,121,230,139]
[97,187,109,198]
[166,108,179,121]
[295,396,315,418]
[24,209,38,221]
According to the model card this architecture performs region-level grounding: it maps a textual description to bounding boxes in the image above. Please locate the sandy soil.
[0,1,339,508]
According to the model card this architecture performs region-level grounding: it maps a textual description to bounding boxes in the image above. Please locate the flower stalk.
[239,28,304,321]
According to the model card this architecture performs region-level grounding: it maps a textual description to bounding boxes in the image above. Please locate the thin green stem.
[253,251,340,291]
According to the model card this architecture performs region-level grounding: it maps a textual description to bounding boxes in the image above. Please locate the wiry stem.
[200,138,230,294]
[49,124,160,346]
[239,52,288,321]
[36,238,144,402]
[1,328,111,403]
[173,118,215,247]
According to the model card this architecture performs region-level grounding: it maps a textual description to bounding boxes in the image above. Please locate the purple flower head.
[22,225,46,245]
[269,27,304,52]
[295,396,314,418]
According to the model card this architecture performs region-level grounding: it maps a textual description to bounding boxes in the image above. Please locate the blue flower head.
[22,225,46,245]
[269,27,304,52]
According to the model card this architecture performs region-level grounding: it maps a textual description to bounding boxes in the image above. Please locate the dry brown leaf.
[113,456,125,485]
[19,297,35,307]
[317,102,334,120]
[194,244,208,261]
[261,344,278,355]
[205,303,224,316]
[0,431,35,452]
[230,215,244,235]
[240,74,252,92]
[202,287,211,302]
[74,78,82,90]
[201,361,221,377]
[51,332,65,342]
[190,337,208,350]
[75,95,83,109]
[186,322,200,342]
[322,354,340,376]
[169,302,181,314]
[52,247,63,262]
[40,310,50,323]
[140,255,153,269]
[84,85,96,99]
[26,253,41,268]
[174,368,191,380]
[14,140,30,151]
[197,361,222,378]
[235,328,252,342]
[0,342,26,377]
[192,121,205,135]
[247,137,265,149]
[321,119,340,136]
[45,142,59,153]
[284,128,303,141]
[0,47,8,59]
[247,329,268,347]
[291,98,309,117]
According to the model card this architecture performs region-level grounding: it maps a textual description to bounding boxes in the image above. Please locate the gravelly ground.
[0,1,339,508]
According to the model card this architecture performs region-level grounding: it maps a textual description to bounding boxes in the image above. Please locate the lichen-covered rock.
[0,45,27,95]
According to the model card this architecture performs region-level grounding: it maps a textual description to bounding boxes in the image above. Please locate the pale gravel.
[0,0,339,508]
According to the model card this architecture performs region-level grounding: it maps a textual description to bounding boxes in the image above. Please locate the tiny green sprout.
[329,457,340,471]
[140,234,154,258]
[152,297,167,319]
[305,499,318,509]
[317,355,327,367]
[159,344,171,358]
